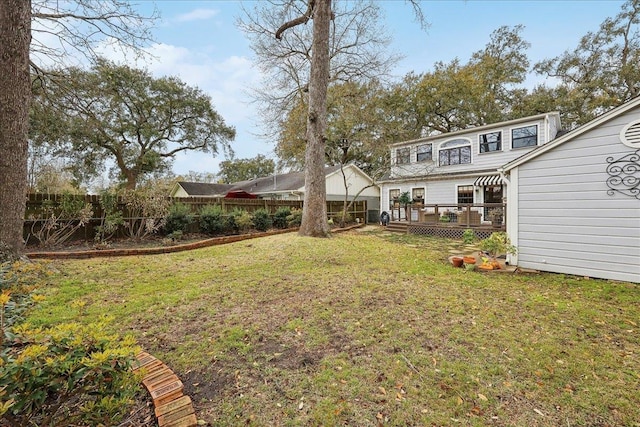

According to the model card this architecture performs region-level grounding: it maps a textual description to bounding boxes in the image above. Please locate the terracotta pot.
[463,256,476,264]
[451,257,464,268]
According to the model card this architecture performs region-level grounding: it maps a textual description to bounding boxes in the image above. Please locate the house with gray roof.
[170,164,380,216]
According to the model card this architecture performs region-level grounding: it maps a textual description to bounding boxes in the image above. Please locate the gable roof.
[230,165,343,194]
[501,96,640,172]
[175,181,234,196]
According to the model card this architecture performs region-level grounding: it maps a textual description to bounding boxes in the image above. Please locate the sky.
[107,0,626,177]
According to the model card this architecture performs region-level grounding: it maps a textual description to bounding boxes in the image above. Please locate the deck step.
[386,222,409,233]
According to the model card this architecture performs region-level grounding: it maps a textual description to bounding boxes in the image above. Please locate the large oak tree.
[31,59,235,190]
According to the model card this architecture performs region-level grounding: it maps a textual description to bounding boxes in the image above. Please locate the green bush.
[0,320,141,427]
[286,208,303,228]
[462,228,476,244]
[252,209,272,232]
[333,210,353,226]
[272,207,291,229]
[225,209,252,234]
[94,189,124,244]
[199,205,225,235]
[0,262,140,427]
[164,202,193,235]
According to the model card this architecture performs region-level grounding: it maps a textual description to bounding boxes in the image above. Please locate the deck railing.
[388,203,506,229]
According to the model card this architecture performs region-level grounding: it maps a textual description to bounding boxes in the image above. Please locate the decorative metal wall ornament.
[606,149,640,199]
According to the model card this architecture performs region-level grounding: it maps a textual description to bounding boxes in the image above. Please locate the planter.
[463,256,476,265]
[451,257,464,268]
[478,263,494,271]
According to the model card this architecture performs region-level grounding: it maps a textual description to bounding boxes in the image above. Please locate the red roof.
[224,190,257,199]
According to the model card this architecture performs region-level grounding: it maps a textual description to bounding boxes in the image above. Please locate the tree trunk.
[0,0,31,262]
[299,0,331,238]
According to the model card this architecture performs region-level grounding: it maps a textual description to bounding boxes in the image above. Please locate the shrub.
[0,320,141,427]
[27,192,93,248]
[164,202,193,235]
[121,187,170,241]
[252,209,272,232]
[225,209,252,234]
[479,232,517,259]
[0,262,140,427]
[199,205,225,235]
[94,189,124,244]
[462,228,476,244]
[286,208,303,228]
[272,207,291,229]
[333,210,353,226]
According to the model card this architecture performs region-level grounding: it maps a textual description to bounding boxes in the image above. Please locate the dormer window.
[396,147,410,165]
[512,125,538,149]
[416,144,433,162]
[479,131,502,153]
[439,138,471,166]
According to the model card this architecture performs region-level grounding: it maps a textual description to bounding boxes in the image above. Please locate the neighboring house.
[378,112,562,221]
[170,164,380,218]
[501,97,640,283]
[232,164,380,214]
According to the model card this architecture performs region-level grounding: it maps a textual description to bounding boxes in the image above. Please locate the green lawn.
[29,228,639,426]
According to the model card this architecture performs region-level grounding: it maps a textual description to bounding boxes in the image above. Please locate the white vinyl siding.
[390,115,556,179]
[513,110,640,283]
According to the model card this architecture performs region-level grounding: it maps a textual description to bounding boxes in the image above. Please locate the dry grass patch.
[28,229,639,426]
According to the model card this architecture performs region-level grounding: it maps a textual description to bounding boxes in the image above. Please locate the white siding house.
[379,112,562,220]
[171,164,380,214]
[502,97,640,283]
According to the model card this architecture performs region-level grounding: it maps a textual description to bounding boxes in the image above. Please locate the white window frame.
[416,143,433,162]
[511,124,538,149]
[457,184,474,205]
[479,131,502,154]
[395,147,411,165]
[438,138,472,166]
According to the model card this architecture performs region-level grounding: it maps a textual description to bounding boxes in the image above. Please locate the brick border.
[133,351,197,427]
[26,228,297,260]
[25,224,365,260]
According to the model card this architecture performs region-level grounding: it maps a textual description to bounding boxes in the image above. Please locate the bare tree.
[275,0,333,237]
[239,0,400,139]
[270,0,424,237]
[30,0,157,70]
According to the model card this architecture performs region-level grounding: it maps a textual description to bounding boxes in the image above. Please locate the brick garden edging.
[133,351,198,427]
[25,224,365,260]
[25,228,298,260]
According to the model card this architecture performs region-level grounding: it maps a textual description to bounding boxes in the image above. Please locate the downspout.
[499,167,518,266]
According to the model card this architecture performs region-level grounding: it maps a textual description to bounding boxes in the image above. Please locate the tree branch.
[275,0,315,40]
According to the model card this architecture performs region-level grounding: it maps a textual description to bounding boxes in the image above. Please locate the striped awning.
[473,175,503,186]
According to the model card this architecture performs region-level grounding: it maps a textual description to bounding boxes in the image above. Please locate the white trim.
[438,137,473,167]
[478,130,503,154]
[510,123,539,150]
[389,112,559,147]
[503,96,640,172]
[506,167,518,265]
[456,184,475,204]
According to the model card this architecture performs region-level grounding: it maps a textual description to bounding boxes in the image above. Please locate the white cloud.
[174,8,219,23]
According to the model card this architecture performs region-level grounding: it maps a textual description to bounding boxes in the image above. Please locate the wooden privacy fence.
[23,194,367,244]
